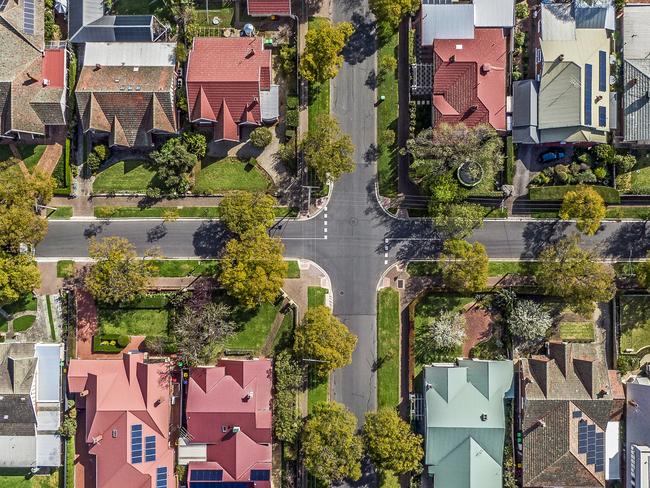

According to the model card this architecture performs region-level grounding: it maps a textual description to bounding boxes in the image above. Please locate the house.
[513,1,615,144]
[519,341,624,487]
[625,375,650,488]
[0,0,67,140]
[421,359,514,488]
[179,359,272,488]
[0,343,63,469]
[75,42,178,148]
[68,0,168,43]
[622,4,650,145]
[186,37,279,142]
[247,0,291,17]
[414,0,514,131]
[67,352,174,488]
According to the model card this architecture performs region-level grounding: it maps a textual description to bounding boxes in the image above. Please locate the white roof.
[36,434,61,467]
[421,4,475,44]
[35,344,61,403]
[82,42,177,67]
[541,3,576,41]
[605,421,620,481]
[260,84,279,121]
[624,4,650,60]
[474,0,515,28]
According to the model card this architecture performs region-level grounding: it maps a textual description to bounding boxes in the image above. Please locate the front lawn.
[559,322,594,342]
[194,157,270,194]
[99,308,169,336]
[93,160,158,193]
[286,260,300,279]
[49,207,72,219]
[151,259,218,277]
[377,33,399,198]
[18,144,46,171]
[226,302,283,353]
[620,295,650,352]
[529,185,620,204]
[56,260,75,278]
[95,206,222,219]
[3,295,37,315]
[377,288,400,408]
[13,315,36,332]
[308,373,328,414]
[0,469,59,488]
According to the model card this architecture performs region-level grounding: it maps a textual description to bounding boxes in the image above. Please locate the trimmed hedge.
[506,136,515,185]
[54,139,72,196]
[93,333,131,353]
[114,294,169,309]
[285,109,298,128]
[529,185,620,204]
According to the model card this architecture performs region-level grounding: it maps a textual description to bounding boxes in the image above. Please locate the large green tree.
[300,21,354,84]
[147,137,198,194]
[84,237,156,305]
[363,408,424,474]
[440,239,488,292]
[0,253,41,305]
[534,235,616,315]
[272,351,303,444]
[559,185,606,236]
[293,305,357,379]
[219,191,277,235]
[219,231,287,309]
[302,402,363,484]
[433,202,485,238]
[420,310,466,351]
[370,0,419,40]
[302,114,355,183]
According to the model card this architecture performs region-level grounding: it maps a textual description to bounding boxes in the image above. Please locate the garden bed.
[93,333,131,353]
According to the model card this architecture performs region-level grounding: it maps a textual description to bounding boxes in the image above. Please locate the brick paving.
[36,142,63,176]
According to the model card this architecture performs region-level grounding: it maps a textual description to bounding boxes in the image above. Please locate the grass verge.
[150,259,218,277]
[377,33,399,198]
[529,185,620,204]
[307,287,328,308]
[377,288,400,408]
[286,260,300,279]
[49,206,72,219]
[57,260,75,279]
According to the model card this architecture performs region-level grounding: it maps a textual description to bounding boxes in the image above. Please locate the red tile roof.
[186,359,272,486]
[186,37,272,140]
[43,48,65,89]
[433,28,507,130]
[68,353,174,488]
[247,0,291,16]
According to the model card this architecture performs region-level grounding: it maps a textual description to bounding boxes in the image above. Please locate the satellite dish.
[211,16,220,25]
[242,23,255,37]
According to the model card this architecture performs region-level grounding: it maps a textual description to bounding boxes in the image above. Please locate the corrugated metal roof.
[575,5,614,30]
[35,344,61,404]
[421,4,475,45]
[623,59,650,142]
[68,0,104,40]
[83,42,176,67]
[474,0,515,28]
[624,5,650,60]
[260,84,279,121]
[512,80,539,143]
[539,61,582,128]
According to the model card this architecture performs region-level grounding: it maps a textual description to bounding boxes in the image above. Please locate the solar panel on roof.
[23,0,34,35]
[578,420,588,454]
[0,0,8,11]
[190,470,223,481]
[585,64,593,126]
[251,470,271,481]
[189,483,252,488]
[156,467,167,488]
[145,435,156,462]
[599,51,607,92]
[573,410,582,418]
[131,424,143,464]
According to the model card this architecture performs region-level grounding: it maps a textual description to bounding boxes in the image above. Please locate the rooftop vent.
[95,63,101,70]
[629,399,639,407]
[449,54,456,63]
[80,389,89,397]
[558,54,565,61]
[2,415,7,420]
[92,435,102,444]
[537,419,546,428]
[135,85,141,91]
[245,391,254,401]
[112,429,118,438]
[425,382,432,391]
[232,426,240,433]
[43,78,49,86]
[480,413,488,421]
[133,66,139,72]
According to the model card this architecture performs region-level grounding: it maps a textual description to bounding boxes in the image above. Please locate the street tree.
[148,137,198,195]
[420,310,466,351]
[432,202,485,238]
[85,237,157,305]
[293,305,357,379]
[300,21,354,84]
[440,239,488,292]
[507,300,553,342]
[363,408,424,474]
[0,253,40,305]
[219,231,287,309]
[534,235,616,315]
[302,402,363,484]
[370,0,419,40]
[219,191,277,235]
[633,251,650,290]
[559,185,606,235]
[302,114,355,183]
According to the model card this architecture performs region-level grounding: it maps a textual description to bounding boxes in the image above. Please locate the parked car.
[538,149,567,164]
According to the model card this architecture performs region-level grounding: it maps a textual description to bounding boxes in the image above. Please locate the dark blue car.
[538,149,566,164]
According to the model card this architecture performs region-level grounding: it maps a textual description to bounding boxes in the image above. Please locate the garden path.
[35,142,63,176]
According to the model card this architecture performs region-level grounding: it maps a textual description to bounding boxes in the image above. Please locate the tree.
[429,172,467,205]
[534,236,616,315]
[302,114,355,182]
[370,0,418,39]
[440,239,488,292]
[634,251,650,289]
[173,302,236,365]
[148,137,198,194]
[181,132,207,159]
[219,231,287,309]
[220,191,277,235]
[250,127,273,148]
[433,203,485,239]
[300,21,354,84]
[420,310,466,351]
[278,44,297,76]
[363,408,424,474]
[293,306,357,379]
[377,54,397,83]
[273,351,303,443]
[515,1,530,20]
[0,253,40,305]
[507,300,552,342]
[559,185,606,236]
[84,237,156,305]
[162,208,180,223]
[302,402,363,484]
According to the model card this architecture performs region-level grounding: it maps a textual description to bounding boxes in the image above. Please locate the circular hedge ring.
[457,160,484,187]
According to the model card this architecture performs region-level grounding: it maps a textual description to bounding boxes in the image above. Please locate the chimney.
[537,419,546,428]
[95,63,101,70]
[558,54,565,61]
[629,399,639,407]
[42,78,49,87]
[247,48,255,58]
[449,54,456,63]
[595,95,603,103]
[80,389,89,397]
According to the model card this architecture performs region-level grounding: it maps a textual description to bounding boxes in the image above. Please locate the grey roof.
[626,380,650,488]
[70,14,156,43]
[68,0,104,41]
[575,5,615,30]
[623,4,650,143]
[260,84,279,121]
[0,395,36,436]
[624,4,650,59]
[474,0,515,28]
[512,80,539,144]
[541,3,576,41]
[36,434,61,467]
[83,42,177,67]
[35,344,61,403]
[0,434,37,468]
[0,343,36,395]
[538,61,582,129]
[420,4,475,45]
[609,91,617,131]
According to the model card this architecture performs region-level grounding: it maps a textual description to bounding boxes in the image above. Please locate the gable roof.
[512,80,540,143]
[247,0,291,16]
[423,359,513,488]
[623,4,650,143]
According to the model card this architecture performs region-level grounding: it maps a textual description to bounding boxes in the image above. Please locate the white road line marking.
[324,228,328,233]
[384,259,388,265]
[324,213,328,218]
[324,220,328,226]
[324,235,328,240]
[280,237,329,240]
[384,252,388,257]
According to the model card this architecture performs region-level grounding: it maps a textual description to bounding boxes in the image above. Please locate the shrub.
[512,69,522,81]
[515,1,530,20]
[614,153,636,173]
[86,152,101,174]
[287,96,299,110]
[593,144,615,164]
[143,335,178,354]
[182,132,207,159]
[93,144,109,162]
[382,129,396,146]
[554,164,570,184]
[58,416,77,438]
[285,109,299,128]
[93,333,130,353]
[594,166,607,180]
[250,127,273,148]
[278,44,297,77]
[514,31,526,49]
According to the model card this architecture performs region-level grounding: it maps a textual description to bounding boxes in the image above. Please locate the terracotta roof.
[247,0,291,16]
[214,99,239,142]
[43,48,65,89]
[187,37,273,139]
[67,353,175,488]
[432,28,507,130]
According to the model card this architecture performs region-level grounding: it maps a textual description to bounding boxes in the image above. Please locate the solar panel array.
[156,467,167,488]
[577,419,605,472]
[190,470,223,481]
[145,435,156,462]
[23,0,34,35]
[0,0,8,12]
[131,424,143,464]
[189,483,252,488]
[599,51,607,92]
[585,64,593,126]
[250,470,271,481]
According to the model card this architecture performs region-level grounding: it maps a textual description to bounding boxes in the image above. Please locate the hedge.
[93,333,130,353]
[529,185,620,204]
[287,96,299,110]
[143,335,178,354]
[285,109,298,128]
[54,139,72,196]
[114,294,169,309]
[505,136,515,185]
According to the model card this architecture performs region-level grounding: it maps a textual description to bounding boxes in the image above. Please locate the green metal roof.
[423,360,513,488]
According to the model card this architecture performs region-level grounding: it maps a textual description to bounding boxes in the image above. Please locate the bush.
[285,109,299,129]
[594,166,607,181]
[614,153,636,173]
[505,136,515,185]
[86,152,101,174]
[182,132,207,159]
[512,68,522,81]
[143,335,178,354]
[382,129,396,146]
[250,127,273,148]
[279,44,297,77]
[514,31,526,49]
[515,1,529,20]
[287,96,299,110]
[93,144,109,162]
[93,333,130,353]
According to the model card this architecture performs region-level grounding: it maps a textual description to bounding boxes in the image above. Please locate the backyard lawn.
[0,469,59,488]
[99,308,169,337]
[194,157,270,194]
[559,322,594,342]
[13,315,36,332]
[226,302,282,353]
[192,6,234,26]
[620,295,650,352]
[3,295,37,315]
[377,288,400,409]
[18,144,46,171]
[114,0,164,14]
[93,160,158,193]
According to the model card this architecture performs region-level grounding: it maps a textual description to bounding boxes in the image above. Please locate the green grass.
[377,33,399,198]
[192,6,234,27]
[307,287,328,308]
[114,0,164,14]
[49,206,72,219]
[529,185,620,204]
[606,207,650,219]
[94,206,221,219]
[273,307,295,354]
[17,144,46,171]
[65,437,74,488]
[631,165,650,193]
[308,18,331,131]
[286,260,300,279]
[99,308,169,336]
[13,315,36,332]
[531,211,560,219]
[93,160,158,193]
[275,206,300,218]
[56,260,75,278]
[559,322,594,342]
[488,261,539,276]
[308,372,328,414]
[46,295,55,340]
[620,295,650,353]
[0,316,7,332]
[377,288,400,409]
[194,157,270,194]
[0,469,59,488]
[3,295,37,315]
[227,302,282,352]
[151,259,218,277]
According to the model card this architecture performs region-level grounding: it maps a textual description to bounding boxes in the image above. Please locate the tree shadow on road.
[602,221,650,259]
[342,13,377,65]
[83,220,111,239]
[521,220,571,258]
[192,221,230,258]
